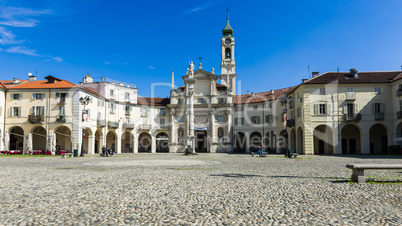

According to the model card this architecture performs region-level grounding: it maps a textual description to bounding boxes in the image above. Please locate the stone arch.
[234,132,246,153]
[156,132,169,153]
[55,126,72,152]
[290,128,296,153]
[250,131,262,151]
[9,126,24,150]
[138,132,152,153]
[297,127,304,154]
[341,124,361,154]
[279,130,287,153]
[121,132,134,153]
[369,124,388,154]
[95,129,103,154]
[31,126,47,150]
[106,131,117,152]
[313,125,334,154]
[83,127,93,154]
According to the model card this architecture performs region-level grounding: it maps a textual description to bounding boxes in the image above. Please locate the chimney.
[312,72,319,77]
[251,92,255,97]
[271,90,275,94]
[13,78,20,84]
[101,77,105,82]
[302,79,308,83]
[349,68,358,77]
[247,91,250,95]
[28,72,36,81]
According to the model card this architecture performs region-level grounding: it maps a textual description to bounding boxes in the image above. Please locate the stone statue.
[189,61,195,75]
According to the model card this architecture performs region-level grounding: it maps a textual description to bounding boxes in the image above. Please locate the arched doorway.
[264,131,275,153]
[234,132,246,153]
[156,133,169,153]
[313,125,334,154]
[106,131,117,152]
[55,126,72,152]
[279,130,287,153]
[138,132,151,153]
[83,128,93,154]
[250,131,262,151]
[32,126,46,150]
[95,130,103,154]
[290,129,296,153]
[341,124,361,154]
[297,127,304,154]
[9,126,24,150]
[369,124,388,154]
[121,132,134,153]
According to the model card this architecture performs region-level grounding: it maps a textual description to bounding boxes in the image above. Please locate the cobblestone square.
[0,154,401,225]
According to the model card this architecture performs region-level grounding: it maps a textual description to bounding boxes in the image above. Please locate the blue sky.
[0,0,401,97]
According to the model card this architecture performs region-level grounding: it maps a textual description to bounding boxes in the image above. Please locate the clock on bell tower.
[220,11,236,94]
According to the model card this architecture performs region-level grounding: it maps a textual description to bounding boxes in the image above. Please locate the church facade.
[1,15,402,155]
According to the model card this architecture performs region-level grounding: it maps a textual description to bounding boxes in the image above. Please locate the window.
[373,103,382,113]
[198,98,205,104]
[160,108,166,116]
[347,87,354,93]
[31,106,45,115]
[10,93,22,100]
[125,92,130,101]
[110,103,116,113]
[218,98,226,104]
[32,93,44,99]
[160,118,165,125]
[110,90,114,99]
[125,117,130,123]
[59,93,67,102]
[374,87,381,94]
[9,107,21,117]
[177,117,184,122]
[142,107,148,116]
[234,117,244,125]
[319,88,326,95]
[297,107,302,118]
[319,104,326,114]
[268,102,272,109]
[251,116,260,124]
[225,48,231,59]
[265,115,273,124]
[253,105,258,110]
[59,106,65,116]
[125,105,131,114]
[178,99,184,104]
[217,116,224,122]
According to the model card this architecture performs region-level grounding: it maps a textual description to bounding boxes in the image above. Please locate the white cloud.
[6,46,41,56]
[148,66,155,70]
[0,7,53,27]
[50,56,63,62]
[0,26,22,45]
[105,61,112,65]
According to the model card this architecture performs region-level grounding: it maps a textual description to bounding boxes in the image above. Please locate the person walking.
[101,145,106,157]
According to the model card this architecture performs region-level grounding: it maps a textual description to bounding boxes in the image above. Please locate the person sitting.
[258,146,265,157]
[101,145,106,157]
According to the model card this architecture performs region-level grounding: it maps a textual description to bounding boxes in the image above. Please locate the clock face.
[225,38,231,45]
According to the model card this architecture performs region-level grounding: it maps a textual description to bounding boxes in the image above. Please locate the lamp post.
[79,96,91,157]
[281,95,292,157]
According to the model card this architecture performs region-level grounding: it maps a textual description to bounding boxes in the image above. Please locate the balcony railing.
[374,113,384,120]
[156,125,169,131]
[56,115,66,123]
[286,119,295,127]
[28,115,44,123]
[123,123,135,130]
[397,111,402,119]
[97,120,106,127]
[125,111,130,115]
[108,121,119,129]
[345,92,356,100]
[342,113,361,122]
[139,124,152,131]
[58,100,66,105]
[397,89,402,97]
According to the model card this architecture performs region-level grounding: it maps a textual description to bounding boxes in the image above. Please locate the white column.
[133,132,138,153]
[151,135,156,153]
[88,135,95,154]
[116,131,121,154]
[361,133,370,154]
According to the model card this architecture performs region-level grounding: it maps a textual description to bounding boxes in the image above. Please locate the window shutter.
[326,104,331,115]
[41,107,45,115]
[90,97,93,103]
[114,104,116,109]
[343,103,347,114]
[32,107,36,115]
[381,103,385,113]
[32,93,36,99]
[18,107,21,116]
[41,93,45,99]
[108,102,111,108]
[313,104,318,115]
[19,93,22,99]
[10,94,13,100]
[130,106,132,111]
[56,93,60,98]
[66,93,69,98]
[9,107,13,117]
[354,103,358,114]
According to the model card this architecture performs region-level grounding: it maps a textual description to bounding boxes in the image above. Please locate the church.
[1,14,402,155]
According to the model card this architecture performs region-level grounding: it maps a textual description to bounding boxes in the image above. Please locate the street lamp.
[280,95,292,157]
[79,96,91,157]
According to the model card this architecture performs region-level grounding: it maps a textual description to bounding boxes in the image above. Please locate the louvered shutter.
[10,94,13,100]
[313,104,318,115]
[327,104,331,115]
[41,93,45,99]
[354,103,358,114]
[9,107,13,117]
[32,93,36,99]
[32,107,36,115]
[19,93,22,99]
[41,107,45,115]
[56,93,60,98]
[381,103,385,113]
[343,103,347,114]
[18,107,21,116]
[65,93,69,98]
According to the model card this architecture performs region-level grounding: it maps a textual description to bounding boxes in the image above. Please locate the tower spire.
[222,9,233,37]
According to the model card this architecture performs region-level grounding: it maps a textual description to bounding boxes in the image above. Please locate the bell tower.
[220,10,236,94]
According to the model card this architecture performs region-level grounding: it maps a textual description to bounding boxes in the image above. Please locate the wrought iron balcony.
[123,123,134,130]
[56,115,66,123]
[345,92,356,100]
[28,115,44,123]
[374,113,384,120]
[397,89,402,97]
[342,113,361,122]
[108,121,119,129]
[97,120,106,127]
[286,119,295,127]
[156,125,169,131]
[139,124,152,131]
[125,111,131,115]
[397,111,402,119]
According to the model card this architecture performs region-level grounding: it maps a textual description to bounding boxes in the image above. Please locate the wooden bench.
[346,164,402,183]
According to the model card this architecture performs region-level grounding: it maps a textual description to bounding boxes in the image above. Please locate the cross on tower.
[226,8,229,15]
[197,55,204,64]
